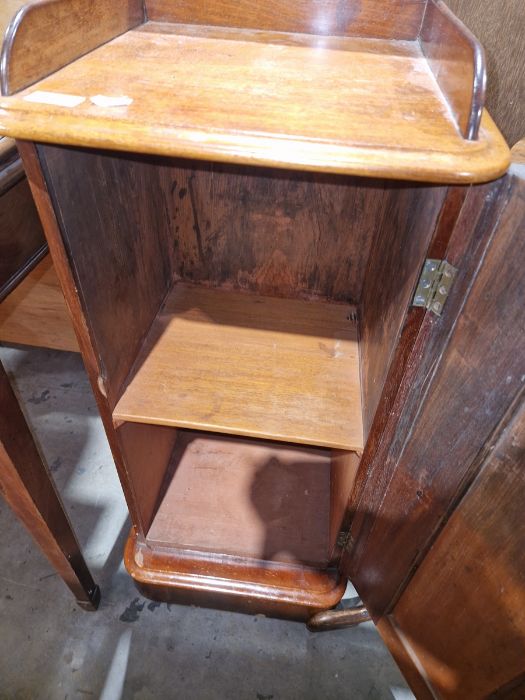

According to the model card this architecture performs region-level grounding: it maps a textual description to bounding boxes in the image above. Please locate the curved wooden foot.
[307,604,371,632]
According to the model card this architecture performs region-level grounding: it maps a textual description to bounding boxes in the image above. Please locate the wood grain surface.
[146,0,427,40]
[0,256,77,351]
[445,0,525,147]
[114,283,362,451]
[126,528,345,619]
[349,163,525,616]
[393,397,525,698]
[146,430,332,567]
[0,360,98,607]
[1,0,144,95]
[0,24,509,183]
[0,172,47,302]
[421,0,485,139]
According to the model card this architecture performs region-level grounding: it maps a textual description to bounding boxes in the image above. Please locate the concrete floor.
[0,345,413,700]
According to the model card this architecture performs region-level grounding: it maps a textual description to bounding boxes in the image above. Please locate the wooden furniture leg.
[0,360,100,610]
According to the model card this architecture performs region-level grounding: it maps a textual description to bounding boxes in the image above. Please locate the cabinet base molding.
[124,529,346,620]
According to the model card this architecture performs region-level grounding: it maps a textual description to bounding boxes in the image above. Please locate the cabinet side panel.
[350,168,525,615]
[145,0,427,40]
[359,185,447,438]
[392,396,525,699]
[38,145,176,408]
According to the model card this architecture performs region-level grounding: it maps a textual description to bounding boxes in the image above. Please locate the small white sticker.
[90,94,133,107]
[23,90,85,107]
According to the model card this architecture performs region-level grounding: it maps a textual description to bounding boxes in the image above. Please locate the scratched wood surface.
[0,24,509,183]
[114,283,362,451]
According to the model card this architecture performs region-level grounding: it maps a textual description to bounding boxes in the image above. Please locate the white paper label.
[23,91,85,108]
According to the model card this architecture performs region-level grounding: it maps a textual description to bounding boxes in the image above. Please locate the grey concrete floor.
[0,345,413,700]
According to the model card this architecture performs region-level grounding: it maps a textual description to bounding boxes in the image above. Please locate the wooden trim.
[15,139,145,532]
[0,241,47,303]
[376,616,435,700]
[0,361,99,609]
[0,0,145,95]
[419,0,486,139]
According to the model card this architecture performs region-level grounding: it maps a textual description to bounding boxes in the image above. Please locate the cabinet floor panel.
[114,283,362,450]
[146,430,332,567]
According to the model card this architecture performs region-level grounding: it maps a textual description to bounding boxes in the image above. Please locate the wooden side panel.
[359,184,447,437]
[38,145,176,408]
[145,0,428,40]
[420,0,485,139]
[445,0,525,147]
[329,450,360,558]
[0,171,47,301]
[116,422,178,534]
[1,0,144,95]
[392,397,525,699]
[348,165,525,616]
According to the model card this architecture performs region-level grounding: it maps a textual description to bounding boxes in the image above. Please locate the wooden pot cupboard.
[1,0,523,696]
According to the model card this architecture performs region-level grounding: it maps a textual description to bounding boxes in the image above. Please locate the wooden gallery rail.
[1,1,523,697]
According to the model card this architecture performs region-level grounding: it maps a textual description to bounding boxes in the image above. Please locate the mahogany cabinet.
[0,1,522,696]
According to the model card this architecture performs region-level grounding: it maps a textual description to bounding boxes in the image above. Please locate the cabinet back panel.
[146,0,427,41]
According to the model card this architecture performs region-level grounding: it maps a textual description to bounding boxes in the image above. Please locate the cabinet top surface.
[0,22,509,182]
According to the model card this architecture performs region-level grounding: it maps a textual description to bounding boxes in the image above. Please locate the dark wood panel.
[38,145,177,409]
[420,0,485,139]
[348,168,522,615]
[162,164,378,303]
[393,396,525,699]
[445,0,525,147]
[0,360,99,608]
[359,184,447,437]
[1,0,144,95]
[16,140,146,533]
[0,172,47,302]
[146,0,427,40]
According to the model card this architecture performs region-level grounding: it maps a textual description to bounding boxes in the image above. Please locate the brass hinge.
[412,259,458,316]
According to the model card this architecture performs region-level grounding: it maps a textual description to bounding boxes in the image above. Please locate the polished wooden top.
[0,22,509,183]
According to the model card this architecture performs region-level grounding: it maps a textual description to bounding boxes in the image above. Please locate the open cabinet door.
[341,143,525,698]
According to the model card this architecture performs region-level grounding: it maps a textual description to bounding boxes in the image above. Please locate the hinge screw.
[432,301,442,313]
[415,295,425,305]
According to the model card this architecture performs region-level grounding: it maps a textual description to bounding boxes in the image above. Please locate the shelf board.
[147,430,332,567]
[114,283,363,451]
[0,22,509,183]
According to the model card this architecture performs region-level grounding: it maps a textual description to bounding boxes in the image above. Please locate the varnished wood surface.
[146,430,332,567]
[0,360,99,608]
[0,256,77,351]
[421,0,485,139]
[0,171,47,301]
[393,398,525,698]
[1,0,144,95]
[126,528,345,620]
[446,0,525,147]
[0,23,509,183]
[114,283,363,451]
[348,155,525,616]
[146,0,427,40]
[359,185,447,438]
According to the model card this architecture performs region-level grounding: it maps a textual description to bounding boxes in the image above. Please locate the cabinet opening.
[39,144,448,580]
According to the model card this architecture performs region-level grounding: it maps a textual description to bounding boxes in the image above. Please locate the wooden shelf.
[114,284,363,451]
[0,257,78,352]
[0,21,509,183]
[146,430,332,567]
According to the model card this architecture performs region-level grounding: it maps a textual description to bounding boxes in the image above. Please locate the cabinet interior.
[40,144,447,576]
